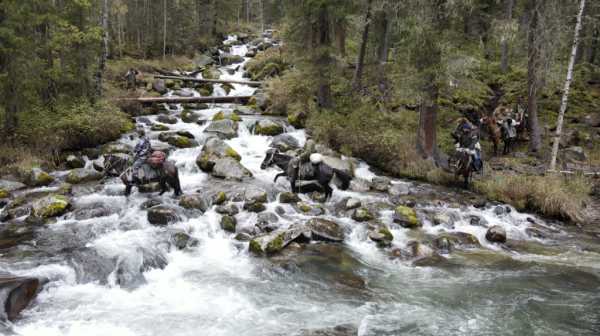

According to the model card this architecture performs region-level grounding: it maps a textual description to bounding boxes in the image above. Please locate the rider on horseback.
[452,118,483,173]
[133,131,152,182]
[289,139,317,178]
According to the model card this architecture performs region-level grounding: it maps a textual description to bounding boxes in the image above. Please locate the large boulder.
[66,169,103,185]
[203,119,238,140]
[0,275,42,322]
[0,180,26,193]
[22,168,54,187]
[256,212,279,232]
[66,155,86,169]
[178,194,210,211]
[220,215,237,233]
[253,120,284,136]
[196,137,241,172]
[349,178,371,192]
[393,205,421,228]
[219,53,244,66]
[306,218,344,242]
[32,195,71,219]
[351,208,374,222]
[212,157,252,181]
[166,136,199,149]
[249,225,309,255]
[279,192,300,204]
[73,203,115,220]
[181,110,200,123]
[212,110,242,122]
[147,205,181,226]
[152,79,168,94]
[485,225,507,243]
[157,115,178,125]
[244,187,268,204]
[368,227,394,248]
[270,134,300,152]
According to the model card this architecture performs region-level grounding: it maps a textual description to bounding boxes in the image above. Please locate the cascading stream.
[1,35,599,336]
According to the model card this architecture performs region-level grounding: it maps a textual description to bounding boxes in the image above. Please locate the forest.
[1,1,600,335]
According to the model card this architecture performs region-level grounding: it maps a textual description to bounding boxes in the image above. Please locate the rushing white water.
[2,34,600,336]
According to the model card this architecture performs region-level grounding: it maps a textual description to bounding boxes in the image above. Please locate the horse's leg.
[159,177,168,195]
[125,184,132,196]
[171,173,183,196]
[274,172,286,183]
[290,178,297,193]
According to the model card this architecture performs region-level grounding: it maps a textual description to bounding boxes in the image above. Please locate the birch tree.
[549,0,587,171]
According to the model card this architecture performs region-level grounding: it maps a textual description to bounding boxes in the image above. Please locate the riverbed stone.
[102,143,132,155]
[31,195,71,219]
[220,215,237,233]
[256,212,279,232]
[196,137,241,172]
[203,119,238,139]
[73,203,115,220]
[66,169,103,184]
[171,231,199,250]
[321,156,354,177]
[0,180,26,193]
[147,205,180,226]
[219,53,244,66]
[351,208,374,222]
[371,176,391,192]
[270,134,300,152]
[349,178,371,192]
[167,135,199,148]
[22,168,54,187]
[178,194,209,212]
[216,204,239,216]
[0,275,42,322]
[253,119,284,136]
[279,192,300,204]
[485,225,507,243]
[157,114,178,125]
[212,110,242,122]
[295,202,325,216]
[249,224,309,255]
[393,205,421,228]
[306,218,344,242]
[212,157,252,181]
[369,227,394,248]
[345,198,362,210]
[181,110,200,123]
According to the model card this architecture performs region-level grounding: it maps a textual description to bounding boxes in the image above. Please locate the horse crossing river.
[1,34,600,336]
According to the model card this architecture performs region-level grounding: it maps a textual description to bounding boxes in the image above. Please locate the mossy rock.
[202,67,220,80]
[212,111,242,122]
[288,111,306,129]
[393,205,421,228]
[298,202,313,213]
[165,79,177,89]
[265,233,285,254]
[220,215,237,233]
[352,208,374,222]
[249,239,263,254]
[253,120,284,136]
[221,83,235,94]
[32,195,71,219]
[279,192,300,204]
[197,83,214,95]
[151,124,170,131]
[24,168,55,187]
[181,110,200,123]
[212,191,227,205]
[0,189,9,199]
[167,136,198,148]
[66,169,103,184]
[225,147,242,161]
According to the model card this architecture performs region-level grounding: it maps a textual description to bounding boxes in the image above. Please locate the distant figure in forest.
[125,68,139,89]
[501,117,520,155]
[514,96,528,140]
[452,118,483,173]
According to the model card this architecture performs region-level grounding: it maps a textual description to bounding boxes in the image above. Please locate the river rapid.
[1,35,599,336]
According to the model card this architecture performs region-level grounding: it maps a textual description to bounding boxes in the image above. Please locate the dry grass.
[474,172,590,222]
[0,144,49,176]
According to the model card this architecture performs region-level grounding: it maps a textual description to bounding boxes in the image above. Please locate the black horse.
[103,154,182,196]
[449,149,474,189]
[260,149,352,199]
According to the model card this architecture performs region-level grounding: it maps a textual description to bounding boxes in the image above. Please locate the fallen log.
[118,95,253,105]
[152,74,262,87]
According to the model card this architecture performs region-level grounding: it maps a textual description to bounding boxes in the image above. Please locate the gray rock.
[147,205,180,226]
[349,178,371,192]
[171,231,198,250]
[194,53,214,68]
[216,204,239,216]
[219,53,244,66]
[270,134,300,152]
[220,215,237,233]
[279,192,300,204]
[152,79,167,94]
[0,180,26,193]
[212,157,252,181]
[66,169,102,185]
[306,218,344,242]
[249,224,310,255]
[244,187,268,203]
[345,198,361,210]
[256,212,279,232]
[389,183,410,197]
[73,203,115,220]
[351,208,374,222]
[485,225,507,243]
[178,194,210,212]
[196,137,241,172]
[321,156,354,177]
[564,146,587,162]
[371,176,391,192]
[253,119,284,136]
[0,275,42,322]
[31,195,71,219]
[203,119,238,140]
[157,115,178,125]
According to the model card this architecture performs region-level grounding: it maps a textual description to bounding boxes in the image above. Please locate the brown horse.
[480,115,503,156]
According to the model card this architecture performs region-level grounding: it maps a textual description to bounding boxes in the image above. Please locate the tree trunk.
[163,0,167,59]
[590,25,599,65]
[549,0,586,171]
[3,59,20,139]
[377,10,391,64]
[500,0,514,73]
[417,80,439,159]
[95,0,110,98]
[527,0,542,153]
[335,19,346,57]
[352,0,373,90]
[316,5,333,109]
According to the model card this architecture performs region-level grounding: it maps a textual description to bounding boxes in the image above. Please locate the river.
[1,34,599,336]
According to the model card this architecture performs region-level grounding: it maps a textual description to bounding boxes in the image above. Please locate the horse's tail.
[332,168,352,190]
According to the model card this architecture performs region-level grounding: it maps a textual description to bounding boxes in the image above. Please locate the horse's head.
[261,149,277,170]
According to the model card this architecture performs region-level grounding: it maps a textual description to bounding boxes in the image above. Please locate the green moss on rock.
[0,189,8,199]
[249,239,263,254]
[265,233,285,254]
[225,147,242,161]
[393,205,421,228]
[33,195,71,219]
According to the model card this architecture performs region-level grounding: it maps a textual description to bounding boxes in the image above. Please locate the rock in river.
[203,119,238,140]
[253,119,284,136]
[66,168,103,184]
[196,137,242,172]
[393,205,421,228]
[147,205,181,226]
[306,218,344,242]
[249,224,310,255]
[32,195,71,219]
[212,157,252,181]
[0,274,42,322]
[485,225,507,243]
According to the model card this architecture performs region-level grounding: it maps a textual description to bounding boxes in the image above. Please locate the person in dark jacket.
[132,133,152,181]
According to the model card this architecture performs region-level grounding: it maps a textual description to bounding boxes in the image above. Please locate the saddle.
[298,162,316,180]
